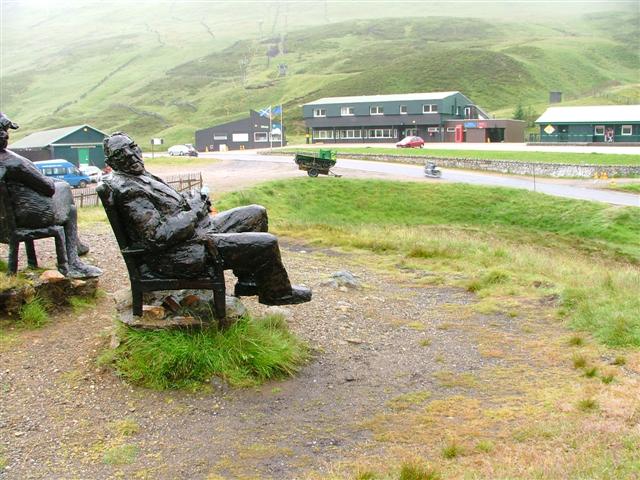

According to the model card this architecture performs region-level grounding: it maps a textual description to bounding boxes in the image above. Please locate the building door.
[558,126,569,142]
[454,125,464,143]
[77,148,90,165]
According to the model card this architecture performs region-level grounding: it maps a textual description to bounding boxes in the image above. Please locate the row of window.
[312,104,466,118]
[593,125,634,136]
[210,132,281,142]
[313,127,462,139]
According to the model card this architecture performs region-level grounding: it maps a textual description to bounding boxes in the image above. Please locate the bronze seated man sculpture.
[102,132,311,306]
[0,113,102,278]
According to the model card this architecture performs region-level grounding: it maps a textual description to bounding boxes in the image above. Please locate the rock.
[323,270,362,290]
[39,270,65,283]
[265,305,292,320]
[181,294,201,307]
[346,338,364,345]
[142,305,166,321]
[225,296,247,319]
[162,295,181,313]
[113,289,132,311]
[109,332,121,349]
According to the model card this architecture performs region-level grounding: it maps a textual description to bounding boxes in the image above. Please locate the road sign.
[544,125,555,135]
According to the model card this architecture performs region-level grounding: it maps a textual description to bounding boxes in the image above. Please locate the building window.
[338,129,362,139]
[367,128,394,138]
[213,134,228,140]
[313,108,326,118]
[341,106,355,116]
[404,128,417,136]
[464,107,472,118]
[446,127,456,133]
[423,104,438,113]
[254,132,268,142]
[400,105,408,115]
[232,133,249,142]
[427,127,440,133]
[456,107,462,116]
[314,129,333,139]
[621,125,632,136]
[370,106,384,115]
[594,126,605,135]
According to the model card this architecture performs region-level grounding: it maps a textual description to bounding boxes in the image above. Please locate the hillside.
[2,2,638,146]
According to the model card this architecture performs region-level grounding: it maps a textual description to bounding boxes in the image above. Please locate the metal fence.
[72,172,203,208]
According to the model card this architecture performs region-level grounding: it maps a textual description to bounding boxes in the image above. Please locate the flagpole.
[280,104,284,148]
[269,105,273,152]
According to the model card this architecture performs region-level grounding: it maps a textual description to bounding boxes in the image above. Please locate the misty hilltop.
[2,1,638,145]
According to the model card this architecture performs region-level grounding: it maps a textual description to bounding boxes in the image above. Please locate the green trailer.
[294,149,340,177]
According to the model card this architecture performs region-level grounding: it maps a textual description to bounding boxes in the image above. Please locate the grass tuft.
[442,440,463,459]
[583,366,598,378]
[600,374,615,384]
[102,444,138,465]
[612,356,627,366]
[568,335,585,346]
[99,314,308,390]
[577,398,599,412]
[476,439,494,453]
[398,461,441,480]
[68,295,97,313]
[18,296,49,329]
[572,355,587,369]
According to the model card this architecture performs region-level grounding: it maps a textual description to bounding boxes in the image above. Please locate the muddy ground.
[1,160,638,479]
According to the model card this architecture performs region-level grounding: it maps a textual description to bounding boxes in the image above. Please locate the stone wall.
[333,153,640,178]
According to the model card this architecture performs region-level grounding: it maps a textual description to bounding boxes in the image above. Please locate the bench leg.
[52,230,69,275]
[8,240,19,275]
[132,286,143,317]
[25,240,38,269]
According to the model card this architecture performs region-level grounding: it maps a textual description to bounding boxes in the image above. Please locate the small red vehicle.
[396,136,425,148]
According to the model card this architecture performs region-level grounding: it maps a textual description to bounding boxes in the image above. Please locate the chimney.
[549,91,562,104]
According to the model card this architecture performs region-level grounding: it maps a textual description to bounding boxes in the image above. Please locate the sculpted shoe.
[77,241,90,256]
[66,262,103,279]
[259,286,312,305]
[234,281,259,297]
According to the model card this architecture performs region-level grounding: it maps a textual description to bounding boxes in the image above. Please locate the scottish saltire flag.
[272,105,282,116]
[258,106,271,118]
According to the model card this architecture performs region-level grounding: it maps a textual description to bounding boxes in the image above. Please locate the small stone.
[14,431,25,437]
[142,305,166,321]
[346,338,364,345]
[162,295,181,313]
[39,270,65,283]
[181,294,201,307]
[113,289,132,311]
[70,279,87,288]
[225,296,247,319]
[109,332,121,349]
[339,286,348,292]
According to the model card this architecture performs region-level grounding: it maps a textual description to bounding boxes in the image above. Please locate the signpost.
[151,138,163,159]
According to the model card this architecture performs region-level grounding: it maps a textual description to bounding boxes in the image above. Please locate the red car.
[396,136,425,148]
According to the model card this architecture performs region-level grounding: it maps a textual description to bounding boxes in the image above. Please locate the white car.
[168,144,198,156]
[78,165,102,183]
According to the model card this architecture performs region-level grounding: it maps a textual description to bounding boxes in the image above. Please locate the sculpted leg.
[62,204,102,278]
[51,181,90,255]
[210,205,269,296]
[213,232,311,305]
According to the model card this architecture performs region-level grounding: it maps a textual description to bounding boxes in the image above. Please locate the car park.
[168,144,198,156]
[79,165,102,183]
[396,136,425,148]
[33,159,91,188]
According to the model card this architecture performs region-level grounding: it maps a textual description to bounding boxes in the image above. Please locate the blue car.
[33,159,92,188]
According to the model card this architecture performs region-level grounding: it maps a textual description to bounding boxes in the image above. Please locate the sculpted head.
[104,132,145,175]
[0,112,19,152]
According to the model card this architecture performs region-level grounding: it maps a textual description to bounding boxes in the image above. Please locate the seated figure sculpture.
[102,132,311,305]
[0,113,102,278]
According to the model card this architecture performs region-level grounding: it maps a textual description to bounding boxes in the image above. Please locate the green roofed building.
[9,124,108,167]
[535,105,640,144]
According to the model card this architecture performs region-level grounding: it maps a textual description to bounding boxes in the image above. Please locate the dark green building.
[536,105,640,143]
[9,124,108,167]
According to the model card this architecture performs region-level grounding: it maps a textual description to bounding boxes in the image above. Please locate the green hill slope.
[2,3,638,145]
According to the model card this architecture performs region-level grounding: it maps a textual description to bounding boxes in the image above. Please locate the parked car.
[168,144,198,157]
[79,165,102,183]
[396,136,425,148]
[33,159,91,188]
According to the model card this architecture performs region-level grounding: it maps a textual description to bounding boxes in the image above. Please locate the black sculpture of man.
[0,113,102,278]
[102,132,311,305]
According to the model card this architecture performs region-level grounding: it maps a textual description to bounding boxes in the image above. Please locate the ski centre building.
[535,105,640,143]
[302,91,524,144]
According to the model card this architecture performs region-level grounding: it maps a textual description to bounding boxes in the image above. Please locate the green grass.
[606,183,640,193]
[68,295,97,314]
[217,178,640,347]
[282,147,640,167]
[398,462,441,480]
[18,297,49,329]
[102,444,138,465]
[99,314,308,390]
[143,156,217,169]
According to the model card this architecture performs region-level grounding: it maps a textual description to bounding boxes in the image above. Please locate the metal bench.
[0,181,68,275]
[96,182,226,320]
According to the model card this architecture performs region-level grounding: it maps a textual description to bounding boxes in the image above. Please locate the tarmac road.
[201,151,639,207]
